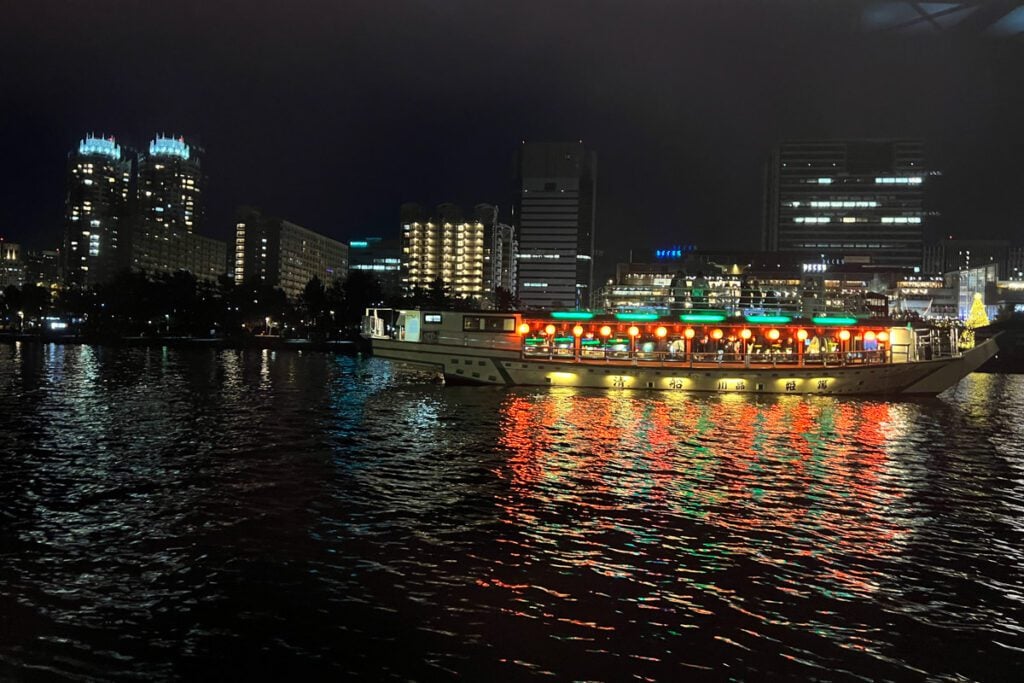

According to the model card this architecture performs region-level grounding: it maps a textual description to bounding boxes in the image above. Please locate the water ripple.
[1,344,1022,680]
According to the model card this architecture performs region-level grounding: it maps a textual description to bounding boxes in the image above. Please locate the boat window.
[463,316,516,333]
[424,314,442,324]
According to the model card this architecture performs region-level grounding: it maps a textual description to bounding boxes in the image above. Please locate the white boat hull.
[371,336,1001,396]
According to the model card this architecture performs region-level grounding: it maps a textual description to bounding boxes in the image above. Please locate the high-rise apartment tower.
[63,134,133,287]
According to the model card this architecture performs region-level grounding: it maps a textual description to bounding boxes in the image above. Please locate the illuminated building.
[598,251,916,318]
[233,207,348,299]
[763,140,927,269]
[129,230,227,282]
[124,135,226,281]
[63,134,132,287]
[0,240,24,288]
[475,203,517,305]
[891,276,956,318]
[24,249,61,292]
[514,141,596,310]
[953,263,1024,319]
[138,135,201,233]
[400,203,486,301]
[349,237,402,297]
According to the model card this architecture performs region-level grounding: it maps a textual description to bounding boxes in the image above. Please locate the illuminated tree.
[959,292,990,350]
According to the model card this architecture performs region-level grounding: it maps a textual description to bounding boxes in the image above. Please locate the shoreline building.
[475,203,517,305]
[348,237,402,297]
[763,140,926,270]
[233,207,348,299]
[130,135,225,281]
[63,134,132,287]
[400,203,486,301]
[514,141,596,310]
[24,249,62,292]
[1,239,24,288]
[922,238,1017,276]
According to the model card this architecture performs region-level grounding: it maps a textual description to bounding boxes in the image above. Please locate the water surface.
[1,344,1022,680]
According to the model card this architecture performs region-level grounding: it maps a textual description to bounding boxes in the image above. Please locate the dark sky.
[2,1,1022,277]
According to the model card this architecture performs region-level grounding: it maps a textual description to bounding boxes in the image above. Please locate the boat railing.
[521,347,892,368]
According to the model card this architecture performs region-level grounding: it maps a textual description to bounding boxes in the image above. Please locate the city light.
[78,135,121,160]
[812,316,859,325]
[149,136,191,160]
[680,313,726,323]
[615,313,659,321]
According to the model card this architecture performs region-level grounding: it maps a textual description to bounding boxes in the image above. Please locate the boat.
[362,308,1002,396]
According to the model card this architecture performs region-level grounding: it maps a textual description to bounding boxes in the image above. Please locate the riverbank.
[0,333,365,354]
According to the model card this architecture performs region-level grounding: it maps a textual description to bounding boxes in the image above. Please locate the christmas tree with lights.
[959,292,990,350]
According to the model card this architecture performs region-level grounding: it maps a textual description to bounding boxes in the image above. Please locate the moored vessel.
[363,309,1001,396]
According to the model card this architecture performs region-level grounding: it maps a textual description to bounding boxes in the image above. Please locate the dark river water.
[1,344,1023,681]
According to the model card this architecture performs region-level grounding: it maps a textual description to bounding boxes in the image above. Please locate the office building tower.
[400,203,485,301]
[349,237,402,296]
[513,141,596,309]
[63,134,132,287]
[763,140,926,269]
[233,208,348,299]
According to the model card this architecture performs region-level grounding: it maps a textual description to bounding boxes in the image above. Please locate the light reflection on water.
[1,344,1022,680]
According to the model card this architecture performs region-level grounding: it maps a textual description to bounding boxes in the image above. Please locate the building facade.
[63,134,133,287]
[130,230,227,283]
[763,140,926,269]
[514,142,596,309]
[349,237,402,296]
[128,134,224,280]
[489,222,517,296]
[234,208,348,299]
[138,135,202,233]
[24,249,61,292]
[400,203,486,301]
[923,238,1014,275]
[0,240,24,288]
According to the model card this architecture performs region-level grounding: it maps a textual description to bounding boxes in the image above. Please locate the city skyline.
[2,2,1022,263]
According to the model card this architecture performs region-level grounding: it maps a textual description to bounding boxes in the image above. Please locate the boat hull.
[370,336,1001,396]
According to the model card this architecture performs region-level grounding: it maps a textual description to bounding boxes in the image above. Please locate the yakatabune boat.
[363,309,1001,396]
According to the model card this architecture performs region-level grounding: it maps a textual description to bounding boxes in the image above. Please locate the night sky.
[2,1,1022,278]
